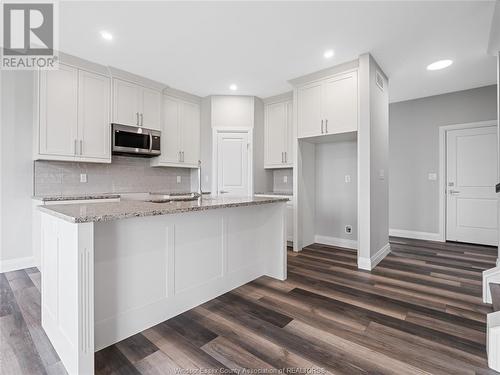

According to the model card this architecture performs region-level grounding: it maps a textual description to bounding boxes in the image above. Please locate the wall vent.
[376,71,384,91]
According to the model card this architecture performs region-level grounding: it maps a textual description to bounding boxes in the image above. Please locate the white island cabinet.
[38,197,287,374]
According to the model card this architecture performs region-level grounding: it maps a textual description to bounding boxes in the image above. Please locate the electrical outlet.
[283,176,288,183]
[176,176,181,184]
[345,225,352,234]
[345,175,351,183]
[80,173,87,183]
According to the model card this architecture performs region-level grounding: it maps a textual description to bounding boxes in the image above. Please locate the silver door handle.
[321,120,324,134]
[140,113,143,126]
[80,140,83,155]
[136,112,139,126]
[325,119,328,133]
[449,190,460,195]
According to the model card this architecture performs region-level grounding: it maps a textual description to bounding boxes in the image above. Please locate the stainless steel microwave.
[112,124,161,157]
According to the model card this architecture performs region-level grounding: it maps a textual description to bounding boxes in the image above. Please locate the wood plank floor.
[1,237,499,374]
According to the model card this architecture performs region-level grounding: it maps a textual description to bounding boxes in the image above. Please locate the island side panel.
[93,202,286,350]
[40,213,94,375]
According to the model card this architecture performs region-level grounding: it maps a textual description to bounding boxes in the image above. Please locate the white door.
[446,125,498,246]
[113,79,141,127]
[162,96,181,163]
[297,82,322,138]
[217,132,250,197]
[180,101,200,166]
[141,88,161,130]
[77,70,111,161]
[265,102,287,167]
[322,71,358,135]
[39,64,78,157]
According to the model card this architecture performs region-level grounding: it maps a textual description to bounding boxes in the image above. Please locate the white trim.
[314,235,357,250]
[0,256,36,273]
[483,266,500,303]
[438,120,498,244]
[389,228,443,242]
[358,243,391,271]
[211,127,254,196]
[488,311,500,371]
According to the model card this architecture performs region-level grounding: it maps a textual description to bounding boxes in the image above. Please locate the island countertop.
[38,195,289,223]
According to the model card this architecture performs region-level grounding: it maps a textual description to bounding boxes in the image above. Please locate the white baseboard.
[314,235,357,250]
[0,256,36,273]
[389,228,443,242]
[358,243,391,271]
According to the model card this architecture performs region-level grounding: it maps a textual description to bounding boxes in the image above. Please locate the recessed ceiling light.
[100,30,113,41]
[229,84,238,91]
[323,49,334,59]
[427,59,453,71]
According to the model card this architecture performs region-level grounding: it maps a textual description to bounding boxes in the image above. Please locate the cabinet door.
[113,79,140,126]
[180,101,200,166]
[141,88,161,130]
[284,100,293,166]
[297,82,322,138]
[161,96,181,163]
[286,203,294,242]
[322,71,358,134]
[264,102,287,167]
[39,64,78,158]
[77,70,111,161]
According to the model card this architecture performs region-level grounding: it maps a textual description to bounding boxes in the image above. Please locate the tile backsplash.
[34,156,192,196]
[273,168,293,193]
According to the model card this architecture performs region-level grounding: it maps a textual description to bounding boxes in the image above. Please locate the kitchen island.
[38,196,288,374]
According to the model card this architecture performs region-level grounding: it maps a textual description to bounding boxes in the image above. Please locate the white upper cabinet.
[38,64,78,158]
[264,99,293,168]
[77,70,111,160]
[113,78,161,130]
[297,70,358,138]
[36,63,111,163]
[151,95,200,168]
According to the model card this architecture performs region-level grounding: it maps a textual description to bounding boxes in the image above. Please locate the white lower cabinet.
[35,63,111,163]
[151,95,200,168]
[255,194,294,242]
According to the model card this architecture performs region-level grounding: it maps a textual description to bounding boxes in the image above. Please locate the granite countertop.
[38,196,289,223]
[33,194,122,202]
[255,192,293,196]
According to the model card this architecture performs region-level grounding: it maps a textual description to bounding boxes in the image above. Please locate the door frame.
[438,120,497,243]
[211,127,254,196]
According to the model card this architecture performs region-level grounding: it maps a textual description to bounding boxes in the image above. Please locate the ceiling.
[59,1,498,103]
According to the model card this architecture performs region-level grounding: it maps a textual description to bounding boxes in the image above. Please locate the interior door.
[297,82,322,138]
[113,79,140,127]
[180,101,200,166]
[77,70,111,160]
[162,96,181,163]
[141,88,161,130]
[217,132,250,197]
[322,71,358,134]
[39,64,78,157]
[265,102,287,166]
[446,125,498,246]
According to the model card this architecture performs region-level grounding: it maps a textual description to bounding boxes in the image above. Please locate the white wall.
[315,141,357,241]
[389,85,497,235]
[0,70,35,272]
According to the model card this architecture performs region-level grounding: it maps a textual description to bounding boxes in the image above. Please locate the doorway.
[442,121,498,246]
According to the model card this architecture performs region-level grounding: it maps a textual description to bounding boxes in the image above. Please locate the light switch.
[283,176,288,183]
[176,176,181,184]
[345,175,351,183]
[80,173,87,183]
[428,173,437,181]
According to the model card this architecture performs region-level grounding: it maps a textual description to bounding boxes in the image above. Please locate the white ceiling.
[59,1,498,103]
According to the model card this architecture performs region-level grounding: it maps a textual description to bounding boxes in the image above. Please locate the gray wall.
[0,71,34,265]
[315,141,357,240]
[34,157,191,197]
[389,85,497,234]
[272,168,293,193]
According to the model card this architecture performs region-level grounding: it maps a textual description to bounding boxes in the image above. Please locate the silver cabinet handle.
[178,151,181,162]
[149,133,153,152]
[74,139,77,155]
[140,113,143,127]
[136,112,139,126]
[285,151,287,163]
[281,152,284,163]
[80,140,83,155]
[321,119,324,134]
[182,151,185,162]
[220,190,229,194]
[325,119,328,134]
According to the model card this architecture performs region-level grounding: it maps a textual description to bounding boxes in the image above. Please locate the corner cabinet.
[151,95,200,168]
[297,70,358,139]
[35,63,111,163]
[264,99,293,168]
[112,78,161,130]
